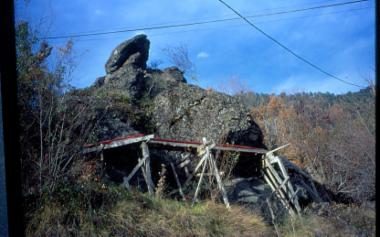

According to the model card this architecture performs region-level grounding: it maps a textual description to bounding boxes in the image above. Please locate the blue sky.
[16,0,375,94]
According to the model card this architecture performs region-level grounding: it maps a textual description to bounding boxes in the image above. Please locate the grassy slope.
[25,179,273,237]
[26,179,375,237]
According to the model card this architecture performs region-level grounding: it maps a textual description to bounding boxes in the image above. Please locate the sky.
[15,0,375,94]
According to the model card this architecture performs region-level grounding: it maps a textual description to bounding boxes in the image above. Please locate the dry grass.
[278,203,376,237]
[25,180,273,237]
[279,215,341,237]
[25,166,375,237]
[105,197,272,237]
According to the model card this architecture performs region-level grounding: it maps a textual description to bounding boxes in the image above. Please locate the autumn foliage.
[250,90,375,203]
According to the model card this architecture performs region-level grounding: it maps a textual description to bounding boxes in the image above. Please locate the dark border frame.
[0,0,24,236]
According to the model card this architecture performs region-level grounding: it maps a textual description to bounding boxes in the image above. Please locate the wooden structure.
[83,133,301,215]
[262,144,301,216]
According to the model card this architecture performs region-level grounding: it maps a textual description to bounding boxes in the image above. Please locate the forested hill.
[238,87,374,110]
[237,86,375,203]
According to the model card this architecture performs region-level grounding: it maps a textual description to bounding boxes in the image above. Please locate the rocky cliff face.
[87,34,264,148]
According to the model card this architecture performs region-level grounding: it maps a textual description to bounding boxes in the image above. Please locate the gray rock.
[102,66,147,100]
[98,35,265,147]
[225,177,286,221]
[162,67,187,83]
[96,117,138,141]
[93,76,105,88]
[105,34,150,74]
[149,82,263,147]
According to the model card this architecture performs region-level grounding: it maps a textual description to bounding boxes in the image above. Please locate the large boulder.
[105,34,150,74]
[150,82,263,146]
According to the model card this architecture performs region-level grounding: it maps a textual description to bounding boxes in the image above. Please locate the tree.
[162,44,197,81]
[250,91,375,202]
[16,21,96,195]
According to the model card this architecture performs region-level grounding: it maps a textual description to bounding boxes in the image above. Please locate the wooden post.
[141,142,154,195]
[209,153,230,209]
[123,152,150,189]
[100,151,105,178]
[262,170,294,216]
[170,162,186,201]
[192,152,208,206]
[262,157,296,216]
[266,197,282,237]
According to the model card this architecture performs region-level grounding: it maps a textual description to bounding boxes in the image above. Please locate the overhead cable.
[41,0,368,40]
[216,0,366,88]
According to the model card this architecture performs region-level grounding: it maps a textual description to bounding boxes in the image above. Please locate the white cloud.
[197,51,209,59]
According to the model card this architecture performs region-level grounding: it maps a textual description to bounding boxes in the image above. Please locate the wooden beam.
[122,153,150,189]
[83,134,154,154]
[141,142,154,195]
[267,154,301,213]
[147,139,267,154]
[262,170,295,217]
[263,161,296,215]
[170,162,186,201]
[209,153,230,209]
[192,154,208,206]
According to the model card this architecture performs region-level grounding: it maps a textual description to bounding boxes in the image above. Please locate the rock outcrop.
[94,34,264,147]
[105,34,150,74]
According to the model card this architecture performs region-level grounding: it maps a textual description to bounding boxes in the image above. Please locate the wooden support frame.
[191,138,231,209]
[262,145,302,216]
[84,134,306,214]
[122,141,155,195]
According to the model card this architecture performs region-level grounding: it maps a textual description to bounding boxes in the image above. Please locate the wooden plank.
[266,143,290,156]
[209,153,230,209]
[83,134,154,154]
[148,139,267,154]
[84,135,267,156]
[193,152,209,174]
[123,153,150,189]
[148,140,200,150]
[263,163,296,216]
[262,170,289,210]
[263,169,296,216]
[213,145,267,154]
[276,157,301,213]
[170,162,186,201]
[177,159,190,168]
[192,153,208,206]
[141,142,154,195]
[176,153,190,165]
[266,197,282,237]
[139,157,149,192]
[268,154,301,213]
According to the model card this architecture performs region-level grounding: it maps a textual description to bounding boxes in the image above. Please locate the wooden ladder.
[261,144,301,217]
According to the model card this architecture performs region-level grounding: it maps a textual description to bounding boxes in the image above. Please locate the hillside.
[16,29,375,237]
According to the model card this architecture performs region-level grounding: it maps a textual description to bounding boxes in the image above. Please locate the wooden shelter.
[83,133,301,215]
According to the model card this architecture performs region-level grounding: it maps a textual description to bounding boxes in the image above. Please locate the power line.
[41,0,368,40]
[216,0,366,88]
[49,6,370,45]
[244,0,369,18]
